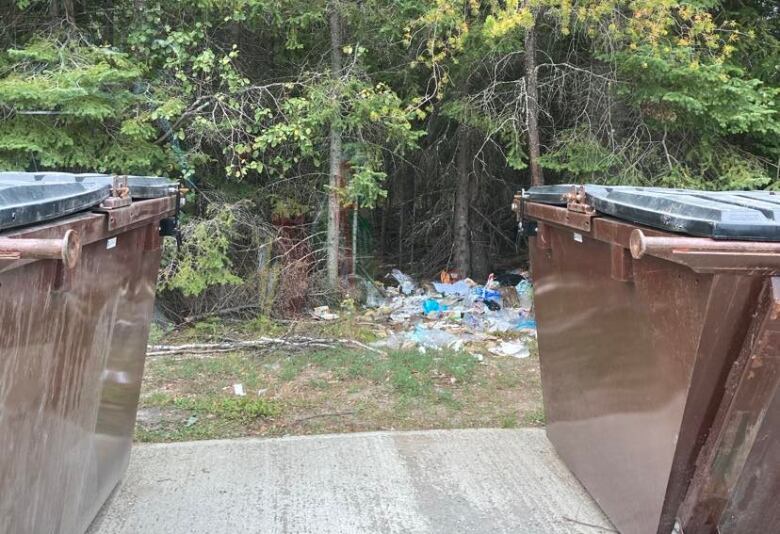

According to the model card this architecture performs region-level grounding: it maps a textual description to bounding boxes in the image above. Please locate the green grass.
[500,412,519,428]
[192,317,226,338]
[244,315,287,337]
[147,323,169,345]
[135,417,247,442]
[137,319,545,443]
[146,352,269,391]
[279,357,308,381]
[296,348,479,402]
[522,407,546,426]
[173,396,279,421]
[312,317,380,343]
[142,391,278,421]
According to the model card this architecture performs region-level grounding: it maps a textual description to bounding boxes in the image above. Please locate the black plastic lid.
[527,184,780,241]
[75,174,177,199]
[0,172,177,231]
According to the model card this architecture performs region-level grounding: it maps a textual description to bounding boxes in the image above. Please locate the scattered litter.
[489,341,530,359]
[484,299,501,311]
[379,331,416,350]
[185,415,199,427]
[389,310,412,323]
[345,268,536,355]
[494,272,526,286]
[517,317,537,330]
[233,383,246,396]
[257,388,268,396]
[475,283,502,306]
[390,268,417,295]
[439,269,461,284]
[410,325,462,350]
[433,280,472,297]
[484,309,528,333]
[516,279,534,309]
[311,305,339,321]
[422,298,448,315]
[363,278,385,308]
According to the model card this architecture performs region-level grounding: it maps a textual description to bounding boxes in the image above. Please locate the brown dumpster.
[0,172,179,534]
[513,185,780,534]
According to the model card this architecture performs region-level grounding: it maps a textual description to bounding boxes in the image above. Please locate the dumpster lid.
[75,173,178,199]
[5,172,178,199]
[0,172,178,232]
[527,185,780,241]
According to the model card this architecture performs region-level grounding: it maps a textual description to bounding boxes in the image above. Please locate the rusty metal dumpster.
[513,185,780,534]
[0,172,178,534]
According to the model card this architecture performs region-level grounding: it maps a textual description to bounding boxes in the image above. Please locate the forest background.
[1,0,778,319]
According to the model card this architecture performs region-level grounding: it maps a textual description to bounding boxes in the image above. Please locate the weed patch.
[173,396,279,422]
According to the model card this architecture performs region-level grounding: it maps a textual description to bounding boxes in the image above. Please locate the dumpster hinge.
[564,185,596,217]
[159,184,186,250]
[95,175,132,210]
[513,190,538,238]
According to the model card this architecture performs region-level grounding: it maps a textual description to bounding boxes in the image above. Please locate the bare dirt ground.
[135,316,544,442]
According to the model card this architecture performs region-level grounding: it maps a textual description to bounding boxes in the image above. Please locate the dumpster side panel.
[79,224,164,533]
[0,258,112,534]
[657,275,764,534]
[0,212,166,534]
[531,225,711,534]
[718,382,780,533]
[678,277,780,533]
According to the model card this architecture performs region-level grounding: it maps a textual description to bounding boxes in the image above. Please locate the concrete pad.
[88,429,613,534]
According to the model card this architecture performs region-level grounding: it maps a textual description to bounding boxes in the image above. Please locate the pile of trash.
[357,269,537,358]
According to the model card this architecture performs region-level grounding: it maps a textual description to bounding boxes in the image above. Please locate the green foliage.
[539,128,623,182]
[442,99,528,171]
[616,49,780,138]
[1,0,778,300]
[160,205,242,296]
[410,0,779,187]
[657,145,774,191]
[244,77,422,207]
[0,37,170,171]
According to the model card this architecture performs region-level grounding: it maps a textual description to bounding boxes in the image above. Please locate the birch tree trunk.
[327,0,343,287]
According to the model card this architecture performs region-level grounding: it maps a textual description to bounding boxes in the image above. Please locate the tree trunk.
[379,189,389,258]
[64,0,76,25]
[470,164,490,280]
[524,11,544,186]
[397,164,406,265]
[453,125,471,276]
[352,204,358,276]
[326,0,343,287]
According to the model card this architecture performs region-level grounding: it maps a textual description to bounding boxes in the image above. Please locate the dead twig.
[146,336,386,357]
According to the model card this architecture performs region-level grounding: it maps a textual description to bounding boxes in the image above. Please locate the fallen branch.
[146,336,386,357]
